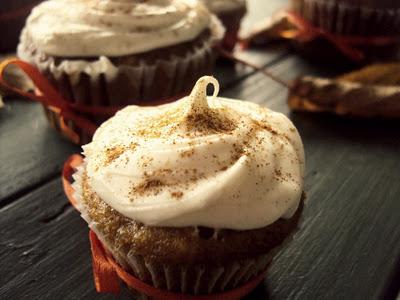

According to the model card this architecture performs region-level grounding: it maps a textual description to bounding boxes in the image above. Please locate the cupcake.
[17,0,224,144]
[290,0,400,62]
[201,0,247,51]
[72,76,305,296]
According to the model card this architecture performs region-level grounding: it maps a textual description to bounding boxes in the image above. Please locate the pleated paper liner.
[29,38,216,107]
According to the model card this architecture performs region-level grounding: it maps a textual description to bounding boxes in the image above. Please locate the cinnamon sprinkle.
[170,191,184,199]
[130,179,165,197]
[103,143,138,167]
[104,146,125,166]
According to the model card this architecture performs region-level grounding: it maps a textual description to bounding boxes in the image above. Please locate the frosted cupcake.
[17,0,224,143]
[201,0,247,51]
[73,76,305,296]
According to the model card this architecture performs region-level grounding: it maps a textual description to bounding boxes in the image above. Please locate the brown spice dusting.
[104,146,125,166]
[131,179,165,197]
[180,148,195,158]
[184,108,236,135]
[129,142,138,150]
[103,143,138,167]
[170,191,184,199]
[253,120,278,135]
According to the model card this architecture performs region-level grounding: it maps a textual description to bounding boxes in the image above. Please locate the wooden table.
[1,1,399,299]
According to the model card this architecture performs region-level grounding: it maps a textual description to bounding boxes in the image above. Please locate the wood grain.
[0,101,79,206]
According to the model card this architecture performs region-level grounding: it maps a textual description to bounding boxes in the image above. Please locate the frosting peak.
[183,76,237,135]
[83,77,305,230]
[187,76,219,112]
[22,0,220,57]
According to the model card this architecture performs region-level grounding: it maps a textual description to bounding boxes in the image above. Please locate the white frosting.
[201,0,246,13]
[22,0,216,57]
[82,76,305,230]
[18,20,223,79]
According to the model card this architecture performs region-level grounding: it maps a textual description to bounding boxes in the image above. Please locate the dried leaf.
[241,13,295,47]
[337,63,400,85]
[288,68,400,119]
[243,10,400,62]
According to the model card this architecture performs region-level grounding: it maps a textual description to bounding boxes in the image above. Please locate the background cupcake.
[201,0,247,51]
[290,0,400,62]
[17,0,223,144]
[73,76,305,296]
[291,0,400,36]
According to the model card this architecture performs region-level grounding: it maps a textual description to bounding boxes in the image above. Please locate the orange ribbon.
[0,58,99,141]
[279,10,400,61]
[62,154,83,209]
[63,154,267,299]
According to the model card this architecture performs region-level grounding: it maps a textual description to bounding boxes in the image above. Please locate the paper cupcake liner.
[99,232,273,295]
[41,41,216,107]
[72,167,278,296]
[291,0,400,36]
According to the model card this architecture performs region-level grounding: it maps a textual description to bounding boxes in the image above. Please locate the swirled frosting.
[21,0,219,57]
[82,76,305,230]
[201,0,246,13]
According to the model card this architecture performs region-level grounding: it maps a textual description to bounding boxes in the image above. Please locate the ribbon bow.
[0,59,186,144]
[0,59,108,143]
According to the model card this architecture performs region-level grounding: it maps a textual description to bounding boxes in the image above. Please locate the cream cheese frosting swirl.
[82,76,305,230]
[201,0,246,13]
[22,0,217,57]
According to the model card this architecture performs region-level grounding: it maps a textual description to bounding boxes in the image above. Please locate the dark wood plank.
[0,100,79,205]
[0,0,289,205]
[0,179,126,299]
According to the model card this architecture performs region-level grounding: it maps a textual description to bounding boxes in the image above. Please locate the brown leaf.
[288,66,400,118]
[337,63,400,85]
[241,13,296,47]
